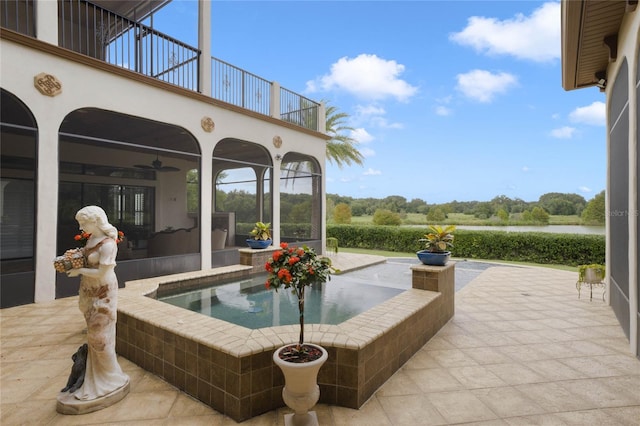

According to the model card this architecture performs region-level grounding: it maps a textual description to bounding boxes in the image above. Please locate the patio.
[2,256,639,425]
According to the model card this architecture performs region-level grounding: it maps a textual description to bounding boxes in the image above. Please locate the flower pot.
[246,238,272,249]
[273,343,328,426]
[416,250,451,266]
[584,267,604,283]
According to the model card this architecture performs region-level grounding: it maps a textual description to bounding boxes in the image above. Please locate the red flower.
[280,242,288,249]
[74,232,91,247]
[308,267,315,275]
[297,248,305,256]
[265,280,270,289]
[288,256,300,266]
[277,269,292,283]
[273,251,283,261]
[265,261,273,272]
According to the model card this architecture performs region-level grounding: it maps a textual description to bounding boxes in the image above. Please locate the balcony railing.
[212,58,271,116]
[1,0,322,132]
[59,0,200,91]
[0,0,36,37]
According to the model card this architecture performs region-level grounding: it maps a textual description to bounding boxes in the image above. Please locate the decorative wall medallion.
[273,136,282,148]
[201,117,215,132]
[34,73,62,97]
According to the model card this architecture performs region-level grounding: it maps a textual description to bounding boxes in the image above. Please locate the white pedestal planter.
[273,343,328,426]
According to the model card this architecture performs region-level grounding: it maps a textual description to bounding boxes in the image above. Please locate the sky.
[154,0,606,204]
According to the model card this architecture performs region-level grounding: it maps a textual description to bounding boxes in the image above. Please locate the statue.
[55,206,130,414]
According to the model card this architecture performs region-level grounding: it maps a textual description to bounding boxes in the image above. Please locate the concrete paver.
[1,255,638,425]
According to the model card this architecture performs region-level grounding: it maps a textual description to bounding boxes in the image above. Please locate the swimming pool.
[116,254,456,422]
[159,273,405,329]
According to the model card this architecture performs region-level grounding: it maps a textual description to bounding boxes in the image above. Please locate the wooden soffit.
[561,0,634,90]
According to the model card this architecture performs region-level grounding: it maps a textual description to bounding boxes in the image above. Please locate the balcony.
[0,0,321,132]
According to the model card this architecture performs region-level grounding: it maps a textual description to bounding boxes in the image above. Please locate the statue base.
[56,379,130,415]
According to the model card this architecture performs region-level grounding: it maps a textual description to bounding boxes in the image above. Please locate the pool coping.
[115,261,454,421]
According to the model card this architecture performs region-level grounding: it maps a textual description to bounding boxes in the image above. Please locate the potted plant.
[265,243,335,426]
[577,263,606,301]
[417,225,455,266]
[246,221,272,249]
[578,263,605,283]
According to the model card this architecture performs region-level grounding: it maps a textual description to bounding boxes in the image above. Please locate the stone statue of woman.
[57,205,129,414]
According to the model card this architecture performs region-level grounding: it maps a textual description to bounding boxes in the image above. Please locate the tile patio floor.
[2,256,639,425]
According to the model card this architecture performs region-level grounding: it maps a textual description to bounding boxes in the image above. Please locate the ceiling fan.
[134,153,180,172]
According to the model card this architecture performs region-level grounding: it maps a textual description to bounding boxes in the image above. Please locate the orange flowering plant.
[265,242,335,350]
[73,232,91,247]
[73,230,125,247]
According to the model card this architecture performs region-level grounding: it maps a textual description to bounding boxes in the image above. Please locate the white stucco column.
[318,101,326,134]
[270,81,281,119]
[272,158,281,246]
[34,121,60,302]
[36,0,58,45]
[200,144,213,269]
[198,0,212,97]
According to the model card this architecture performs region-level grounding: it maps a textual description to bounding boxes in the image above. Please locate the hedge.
[326,225,605,266]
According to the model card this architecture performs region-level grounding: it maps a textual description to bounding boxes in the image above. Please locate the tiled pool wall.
[115,256,455,422]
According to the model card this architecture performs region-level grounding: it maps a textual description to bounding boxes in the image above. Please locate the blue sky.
[156,1,606,204]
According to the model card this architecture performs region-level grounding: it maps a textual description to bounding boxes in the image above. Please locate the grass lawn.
[348,213,582,226]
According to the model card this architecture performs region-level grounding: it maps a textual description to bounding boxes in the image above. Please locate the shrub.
[372,209,401,226]
[426,207,446,222]
[333,203,352,224]
[326,225,604,266]
[531,206,550,224]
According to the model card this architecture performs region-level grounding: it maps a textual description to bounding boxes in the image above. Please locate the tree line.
[327,191,606,226]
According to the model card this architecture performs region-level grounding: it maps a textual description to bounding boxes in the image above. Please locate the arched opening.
[279,153,322,244]
[57,108,201,296]
[213,139,272,248]
[0,88,38,308]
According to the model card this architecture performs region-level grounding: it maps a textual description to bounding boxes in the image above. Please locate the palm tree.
[324,101,364,168]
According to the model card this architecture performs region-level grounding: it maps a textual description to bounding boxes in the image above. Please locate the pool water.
[159,272,405,329]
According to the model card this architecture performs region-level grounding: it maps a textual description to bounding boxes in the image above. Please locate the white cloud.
[360,147,376,157]
[456,69,517,103]
[363,168,382,176]
[355,104,386,117]
[550,126,576,139]
[569,101,606,126]
[353,103,403,129]
[579,186,592,193]
[371,116,404,129]
[450,2,560,62]
[349,128,374,144]
[305,54,418,101]
[435,106,452,116]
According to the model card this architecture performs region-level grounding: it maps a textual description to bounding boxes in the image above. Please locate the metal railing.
[280,88,319,131]
[211,57,271,116]
[0,0,36,36]
[59,0,199,91]
[1,0,322,131]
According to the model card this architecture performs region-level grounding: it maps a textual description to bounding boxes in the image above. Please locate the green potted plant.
[417,225,455,266]
[577,263,606,301]
[246,221,272,249]
[578,263,605,283]
[265,243,335,425]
